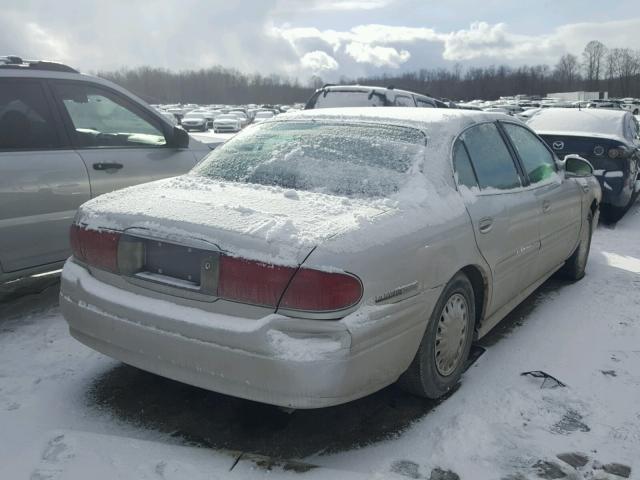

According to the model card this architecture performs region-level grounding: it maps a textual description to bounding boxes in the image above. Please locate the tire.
[602,185,637,223]
[561,211,593,281]
[397,272,475,399]
[601,204,626,223]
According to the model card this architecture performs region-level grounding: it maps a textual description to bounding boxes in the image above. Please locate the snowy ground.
[1,203,639,479]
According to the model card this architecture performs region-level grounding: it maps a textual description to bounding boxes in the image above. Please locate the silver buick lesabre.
[60,108,601,408]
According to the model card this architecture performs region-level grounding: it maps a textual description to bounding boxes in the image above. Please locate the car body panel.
[0,149,91,272]
[0,68,208,282]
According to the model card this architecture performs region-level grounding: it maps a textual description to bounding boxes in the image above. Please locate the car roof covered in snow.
[526,107,629,142]
[278,107,513,151]
[268,108,521,170]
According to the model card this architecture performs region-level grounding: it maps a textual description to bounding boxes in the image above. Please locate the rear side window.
[461,123,521,190]
[53,82,166,148]
[502,123,556,184]
[0,80,60,150]
[416,98,435,108]
[453,141,478,188]
[393,95,414,107]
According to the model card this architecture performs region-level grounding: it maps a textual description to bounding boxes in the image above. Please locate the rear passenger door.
[0,78,90,273]
[500,122,581,277]
[453,122,540,319]
[49,81,198,197]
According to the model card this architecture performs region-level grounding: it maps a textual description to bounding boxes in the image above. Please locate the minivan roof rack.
[0,56,79,73]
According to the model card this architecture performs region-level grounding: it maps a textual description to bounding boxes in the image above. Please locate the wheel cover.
[434,293,469,377]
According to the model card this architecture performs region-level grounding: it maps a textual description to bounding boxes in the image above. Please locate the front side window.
[194,121,426,198]
[460,123,521,190]
[0,80,60,150]
[53,83,166,148]
[502,123,556,184]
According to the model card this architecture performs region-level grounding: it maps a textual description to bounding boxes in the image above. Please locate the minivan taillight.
[279,268,363,312]
[70,224,121,273]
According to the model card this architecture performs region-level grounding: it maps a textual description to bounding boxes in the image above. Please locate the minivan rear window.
[309,90,388,109]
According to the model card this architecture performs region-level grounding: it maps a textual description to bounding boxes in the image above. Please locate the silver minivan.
[0,57,210,282]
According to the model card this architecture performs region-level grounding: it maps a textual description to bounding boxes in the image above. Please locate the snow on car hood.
[75,174,392,266]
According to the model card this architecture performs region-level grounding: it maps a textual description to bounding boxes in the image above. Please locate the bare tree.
[555,54,581,90]
[614,49,640,96]
[96,42,640,105]
[582,40,607,90]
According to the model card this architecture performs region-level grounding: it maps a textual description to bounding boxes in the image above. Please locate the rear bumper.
[213,125,239,132]
[593,172,634,207]
[60,261,434,408]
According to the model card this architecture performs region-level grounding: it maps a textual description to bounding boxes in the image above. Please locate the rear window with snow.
[527,109,625,138]
[193,121,426,198]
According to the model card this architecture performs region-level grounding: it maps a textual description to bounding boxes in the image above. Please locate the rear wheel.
[397,272,475,399]
[561,211,593,280]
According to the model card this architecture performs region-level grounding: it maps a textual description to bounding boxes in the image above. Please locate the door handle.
[93,162,123,171]
[478,217,494,234]
[542,200,551,213]
[582,184,590,193]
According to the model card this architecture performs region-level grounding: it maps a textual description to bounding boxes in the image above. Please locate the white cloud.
[440,19,640,63]
[272,17,640,79]
[345,42,410,67]
[300,50,339,71]
[309,0,393,10]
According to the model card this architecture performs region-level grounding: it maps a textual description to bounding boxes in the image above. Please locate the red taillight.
[217,255,362,312]
[608,147,626,159]
[280,268,362,312]
[218,256,296,307]
[69,224,120,273]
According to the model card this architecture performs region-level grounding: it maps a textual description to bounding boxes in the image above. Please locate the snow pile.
[76,175,390,265]
[2,205,640,479]
[267,330,347,361]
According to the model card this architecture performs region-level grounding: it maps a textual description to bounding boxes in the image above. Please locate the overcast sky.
[2,0,640,82]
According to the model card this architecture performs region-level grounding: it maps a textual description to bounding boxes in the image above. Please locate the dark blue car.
[529,108,640,221]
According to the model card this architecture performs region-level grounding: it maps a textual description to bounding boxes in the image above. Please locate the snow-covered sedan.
[528,108,640,221]
[212,114,241,133]
[252,110,275,123]
[60,109,601,409]
[180,111,209,132]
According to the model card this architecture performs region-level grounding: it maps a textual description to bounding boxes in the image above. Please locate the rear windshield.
[193,121,426,198]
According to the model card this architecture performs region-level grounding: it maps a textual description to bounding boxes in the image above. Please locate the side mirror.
[167,126,190,149]
[563,154,593,177]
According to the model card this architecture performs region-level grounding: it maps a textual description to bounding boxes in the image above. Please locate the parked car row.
[152,103,300,133]
[457,96,640,116]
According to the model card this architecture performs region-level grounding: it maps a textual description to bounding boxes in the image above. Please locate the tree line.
[97,41,640,105]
